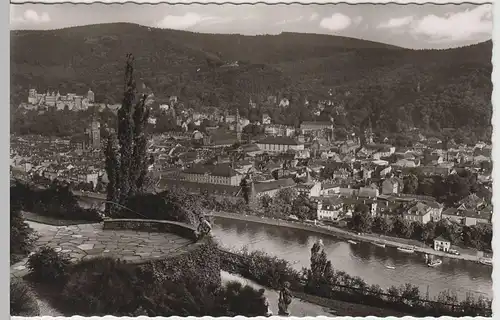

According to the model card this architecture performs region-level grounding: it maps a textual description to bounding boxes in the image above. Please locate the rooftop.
[257,136,302,146]
[183,163,241,177]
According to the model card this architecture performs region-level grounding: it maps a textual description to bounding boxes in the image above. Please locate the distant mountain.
[10,23,492,140]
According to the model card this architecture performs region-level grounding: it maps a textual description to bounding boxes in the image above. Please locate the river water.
[77,197,492,300]
[212,217,492,300]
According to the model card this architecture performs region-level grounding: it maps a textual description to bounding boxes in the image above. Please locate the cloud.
[319,13,351,31]
[11,9,51,25]
[411,5,492,41]
[377,16,413,28]
[309,13,319,21]
[276,16,304,25]
[353,16,363,25]
[157,13,223,30]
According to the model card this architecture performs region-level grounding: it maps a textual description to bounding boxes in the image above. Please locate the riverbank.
[208,211,484,263]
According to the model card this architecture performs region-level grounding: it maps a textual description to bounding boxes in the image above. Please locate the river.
[77,197,492,300]
[212,217,492,300]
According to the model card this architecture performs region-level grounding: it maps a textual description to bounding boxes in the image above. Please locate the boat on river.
[385,265,396,269]
[373,242,386,248]
[397,246,415,253]
[348,240,358,245]
[426,254,442,267]
[479,258,492,266]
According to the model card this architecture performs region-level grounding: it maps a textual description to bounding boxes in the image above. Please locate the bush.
[10,182,103,222]
[61,257,139,316]
[11,208,36,264]
[58,239,269,317]
[60,241,219,316]
[219,281,268,317]
[124,189,200,224]
[10,280,40,316]
[219,248,302,291]
[27,246,71,285]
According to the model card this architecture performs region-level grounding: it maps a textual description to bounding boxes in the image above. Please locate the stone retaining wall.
[103,218,197,241]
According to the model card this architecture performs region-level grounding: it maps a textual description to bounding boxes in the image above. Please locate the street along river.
[211,216,492,300]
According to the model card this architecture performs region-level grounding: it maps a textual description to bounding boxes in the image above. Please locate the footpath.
[209,211,481,263]
[221,271,334,317]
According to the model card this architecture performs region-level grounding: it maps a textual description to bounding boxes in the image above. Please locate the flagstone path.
[10,221,194,279]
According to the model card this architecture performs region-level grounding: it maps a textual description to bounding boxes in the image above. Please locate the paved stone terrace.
[11,221,194,278]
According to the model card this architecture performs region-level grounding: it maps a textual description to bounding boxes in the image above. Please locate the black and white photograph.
[9,1,493,318]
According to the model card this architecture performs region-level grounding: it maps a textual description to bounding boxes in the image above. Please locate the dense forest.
[11,23,492,140]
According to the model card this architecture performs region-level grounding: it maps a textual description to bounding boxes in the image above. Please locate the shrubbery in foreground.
[10,280,40,317]
[10,208,36,264]
[26,240,268,317]
[10,181,103,222]
[27,246,71,284]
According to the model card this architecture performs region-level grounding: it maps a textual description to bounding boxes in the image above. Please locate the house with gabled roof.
[381,177,403,195]
[316,197,344,221]
[458,193,485,211]
[404,201,432,224]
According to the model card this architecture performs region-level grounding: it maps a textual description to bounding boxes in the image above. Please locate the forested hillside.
[10,23,492,141]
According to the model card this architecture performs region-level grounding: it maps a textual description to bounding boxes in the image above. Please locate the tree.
[372,216,392,235]
[403,174,419,194]
[422,221,436,243]
[411,221,425,240]
[105,54,151,214]
[392,216,413,238]
[399,283,422,306]
[307,244,334,297]
[292,194,315,220]
[351,204,373,233]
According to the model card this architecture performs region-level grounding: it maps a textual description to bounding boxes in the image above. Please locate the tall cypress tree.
[104,54,151,215]
[104,134,120,214]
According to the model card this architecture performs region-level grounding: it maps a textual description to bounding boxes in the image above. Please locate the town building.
[381,177,403,195]
[404,202,432,224]
[181,163,242,186]
[295,182,321,198]
[300,121,333,133]
[316,197,343,221]
[433,236,451,252]
[256,137,304,153]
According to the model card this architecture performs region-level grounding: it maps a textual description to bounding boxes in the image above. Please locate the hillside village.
[11,92,493,231]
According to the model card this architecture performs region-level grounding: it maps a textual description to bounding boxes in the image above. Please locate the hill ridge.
[10,23,492,142]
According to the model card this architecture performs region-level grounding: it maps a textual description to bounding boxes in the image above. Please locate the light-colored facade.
[404,202,432,224]
[317,198,343,221]
[256,137,304,153]
[434,237,451,252]
[182,164,242,186]
[295,182,321,198]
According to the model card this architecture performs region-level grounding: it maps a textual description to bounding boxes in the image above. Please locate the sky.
[10,3,493,49]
